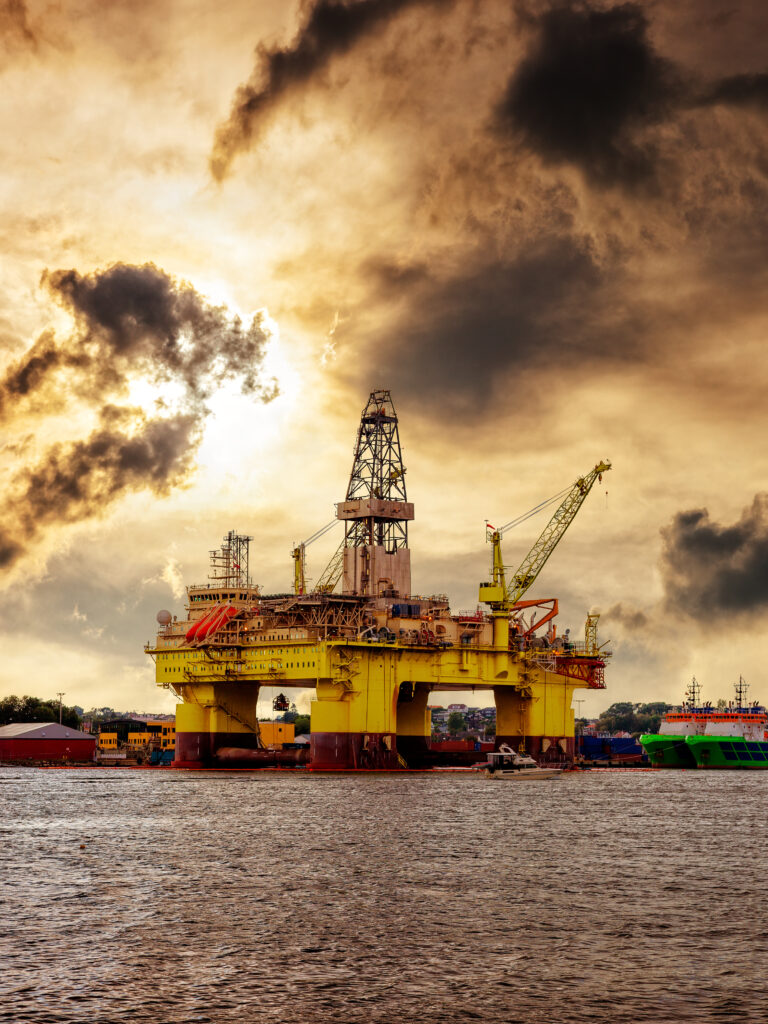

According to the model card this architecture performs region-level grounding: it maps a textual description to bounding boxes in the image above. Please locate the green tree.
[278,702,299,723]
[293,714,310,736]
[84,707,123,724]
[0,695,80,729]
[447,711,466,735]
[635,703,672,734]
[595,701,672,736]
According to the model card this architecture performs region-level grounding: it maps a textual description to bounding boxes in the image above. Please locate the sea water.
[1,767,766,1023]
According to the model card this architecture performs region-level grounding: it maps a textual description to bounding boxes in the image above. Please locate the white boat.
[482,743,564,780]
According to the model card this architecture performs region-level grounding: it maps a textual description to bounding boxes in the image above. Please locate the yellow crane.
[292,520,336,595]
[292,520,345,595]
[480,461,611,645]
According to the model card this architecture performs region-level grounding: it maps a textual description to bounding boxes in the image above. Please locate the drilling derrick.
[337,389,414,598]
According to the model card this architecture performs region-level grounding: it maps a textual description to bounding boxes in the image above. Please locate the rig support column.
[309,647,399,769]
[522,676,577,762]
[494,685,528,754]
[174,682,262,768]
[494,678,578,763]
[395,682,432,767]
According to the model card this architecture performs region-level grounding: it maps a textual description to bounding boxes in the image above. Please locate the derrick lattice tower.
[336,389,414,598]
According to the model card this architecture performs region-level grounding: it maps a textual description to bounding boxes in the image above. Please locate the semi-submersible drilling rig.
[147,390,610,769]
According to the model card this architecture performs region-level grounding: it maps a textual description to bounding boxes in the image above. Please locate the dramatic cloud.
[660,495,768,619]
[210,0,451,180]
[494,2,768,190]
[603,602,649,631]
[698,73,768,110]
[0,263,278,573]
[337,233,628,412]
[0,408,198,570]
[496,3,681,187]
[0,263,276,419]
[1,0,36,53]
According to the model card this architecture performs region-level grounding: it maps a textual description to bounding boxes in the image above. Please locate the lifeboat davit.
[185,605,221,643]
[198,605,238,640]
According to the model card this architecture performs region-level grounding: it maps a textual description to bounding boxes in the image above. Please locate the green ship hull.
[639,734,696,768]
[685,735,768,769]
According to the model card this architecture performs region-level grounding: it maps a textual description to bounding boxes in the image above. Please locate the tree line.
[0,695,82,729]
[584,701,672,736]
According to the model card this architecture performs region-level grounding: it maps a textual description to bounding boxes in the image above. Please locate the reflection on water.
[1,767,766,1023]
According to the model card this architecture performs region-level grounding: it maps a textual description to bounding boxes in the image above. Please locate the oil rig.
[146,389,610,769]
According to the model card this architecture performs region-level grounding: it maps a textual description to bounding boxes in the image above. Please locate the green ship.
[640,677,768,769]
[639,678,709,767]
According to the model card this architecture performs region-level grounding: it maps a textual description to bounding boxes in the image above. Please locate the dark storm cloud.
[660,495,768,620]
[0,532,22,568]
[495,2,768,189]
[346,234,622,411]
[1,0,36,50]
[603,602,648,630]
[495,3,682,187]
[698,73,768,110]
[210,0,452,180]
[0,408,198,570]
[0,329,62,406]
[0,262,277,419]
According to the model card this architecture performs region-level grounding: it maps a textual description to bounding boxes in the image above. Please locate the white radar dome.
[156,609,172,625]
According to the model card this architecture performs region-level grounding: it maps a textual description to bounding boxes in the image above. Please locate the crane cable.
[497,484,572,535]
[301,519,338,546]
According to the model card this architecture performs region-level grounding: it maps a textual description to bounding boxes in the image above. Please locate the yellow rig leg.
[494,685,528,754]
[310,652,399,769]
[395,682,432,768]
[174,682,261,767]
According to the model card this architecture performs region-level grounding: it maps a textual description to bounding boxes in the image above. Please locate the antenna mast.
[734,676,749,710]
[209,530,253,587]
[685,676,701,708]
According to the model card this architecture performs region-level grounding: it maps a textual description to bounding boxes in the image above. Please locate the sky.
[2,0,768,717]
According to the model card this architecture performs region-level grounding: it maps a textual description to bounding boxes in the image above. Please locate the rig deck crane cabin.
[146,390,611,770]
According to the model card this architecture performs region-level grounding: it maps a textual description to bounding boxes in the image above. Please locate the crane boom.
[507,460,611,604]
[480,460,611,612]
[315,538,345,593]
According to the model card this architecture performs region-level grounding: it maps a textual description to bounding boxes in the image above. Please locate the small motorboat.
[481,743,564,780]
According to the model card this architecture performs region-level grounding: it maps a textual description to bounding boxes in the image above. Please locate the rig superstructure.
[146,389,611,769]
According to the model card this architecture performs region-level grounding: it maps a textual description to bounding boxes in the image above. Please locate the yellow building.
[100,719,176,751]
[126,720,176,749]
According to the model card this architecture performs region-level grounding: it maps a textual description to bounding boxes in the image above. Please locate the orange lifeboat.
[185,605,222,643]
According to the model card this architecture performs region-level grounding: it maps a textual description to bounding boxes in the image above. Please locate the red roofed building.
[0,722,96,763]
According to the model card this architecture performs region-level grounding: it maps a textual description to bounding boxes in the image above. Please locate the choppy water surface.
[1,767,766,1024]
